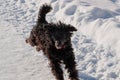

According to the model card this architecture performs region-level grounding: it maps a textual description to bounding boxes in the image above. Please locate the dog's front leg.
[49,60,64,80]
[63,55,79,80]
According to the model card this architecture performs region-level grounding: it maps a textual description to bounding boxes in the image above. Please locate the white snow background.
[0,0,120,80]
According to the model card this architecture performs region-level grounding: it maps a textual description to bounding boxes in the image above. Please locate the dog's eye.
[51,36,56,41]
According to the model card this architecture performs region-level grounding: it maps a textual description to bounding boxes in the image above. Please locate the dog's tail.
[37,4,52,24]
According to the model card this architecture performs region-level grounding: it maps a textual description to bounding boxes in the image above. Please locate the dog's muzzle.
[55,45,65,49]
[55,41,65,49]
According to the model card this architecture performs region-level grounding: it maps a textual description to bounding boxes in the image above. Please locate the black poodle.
[26,4,79,80]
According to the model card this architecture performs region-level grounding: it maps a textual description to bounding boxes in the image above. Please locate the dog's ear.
[65,25,77,32]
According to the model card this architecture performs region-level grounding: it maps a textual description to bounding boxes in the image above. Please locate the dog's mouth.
[55,45,65,49]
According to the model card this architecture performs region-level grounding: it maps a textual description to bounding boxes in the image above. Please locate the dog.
[26,4,79,80]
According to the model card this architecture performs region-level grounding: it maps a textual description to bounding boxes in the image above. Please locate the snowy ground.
[0,0,120,80]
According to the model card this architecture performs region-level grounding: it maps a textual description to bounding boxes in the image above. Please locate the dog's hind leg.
[63,55,79,80]
[49,60,64,80]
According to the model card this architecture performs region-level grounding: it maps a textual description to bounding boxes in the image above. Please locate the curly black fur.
[26,4,79,80]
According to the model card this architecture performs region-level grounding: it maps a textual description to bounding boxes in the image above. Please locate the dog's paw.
[25,38,35,47]
[26,38,29,43]
[36,46,41,52]
[70,78,79,80]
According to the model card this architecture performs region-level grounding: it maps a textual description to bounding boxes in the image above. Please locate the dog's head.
[45,22,77,49]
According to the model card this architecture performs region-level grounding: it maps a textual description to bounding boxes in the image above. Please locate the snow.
[0,0,120,80]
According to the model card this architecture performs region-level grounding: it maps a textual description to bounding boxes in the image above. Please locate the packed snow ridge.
[0,0,120,80]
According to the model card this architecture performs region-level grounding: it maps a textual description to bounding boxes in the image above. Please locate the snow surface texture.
[0,0,120,80]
